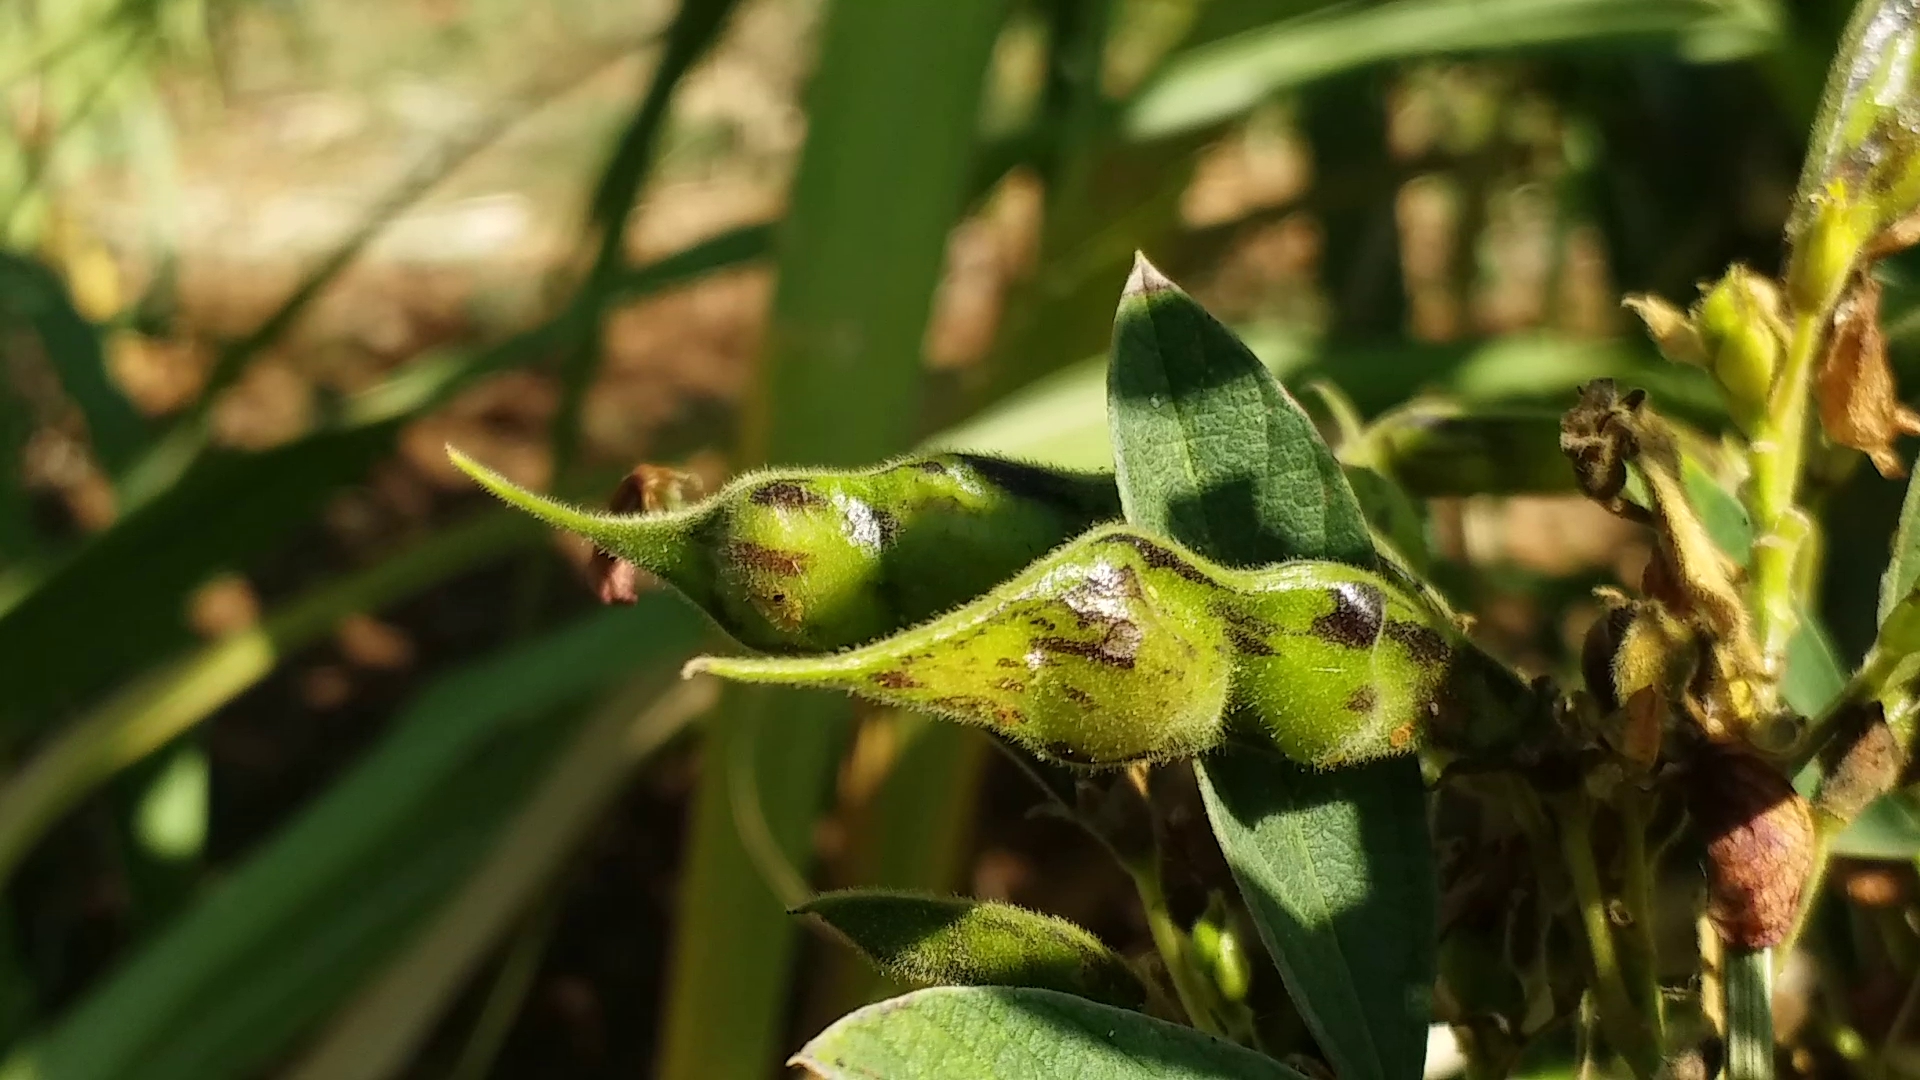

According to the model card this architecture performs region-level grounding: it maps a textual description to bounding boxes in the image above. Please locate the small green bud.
[448,447,1120,653]
[1787,186,1879,315]
[1691,266,1785,434]
[1189,895,1251,1004]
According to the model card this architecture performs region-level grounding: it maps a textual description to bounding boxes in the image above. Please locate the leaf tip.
[1123,251,1176,302]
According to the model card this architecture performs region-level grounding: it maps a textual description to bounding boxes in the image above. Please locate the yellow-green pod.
[449,447,1119,653]
[689,524,1539,770]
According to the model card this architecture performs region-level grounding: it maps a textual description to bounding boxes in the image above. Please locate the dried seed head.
[1686,742,1815,949]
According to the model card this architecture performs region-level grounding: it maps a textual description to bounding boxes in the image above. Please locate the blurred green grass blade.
[550,0,745,477]
[285,679,718,1080]
[658,0,1012,1074]
[119,36,662,508]
[0,598,708,1080]
[0,421,401,734]
[1126,0,1780,139]
[0,251,145,473]
[931,330,1718,472]
[0,511,538,887]
[0,223,773,735]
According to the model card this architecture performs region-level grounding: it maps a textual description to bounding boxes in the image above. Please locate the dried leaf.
[1816,277,1920,478]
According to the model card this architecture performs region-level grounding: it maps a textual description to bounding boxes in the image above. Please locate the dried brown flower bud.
[1812,704,1903,824]
[1816,277,1920,478]
[1687,742,1815,950]
[589,464,704,605]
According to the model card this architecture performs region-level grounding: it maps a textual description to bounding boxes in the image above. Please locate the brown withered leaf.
[589,464,705,605]
[1817,276,1920,478]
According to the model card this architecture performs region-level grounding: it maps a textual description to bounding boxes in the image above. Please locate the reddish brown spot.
[1062,686,1097,708]
[1388,722,1416,750]
[1346,686,1378,714]
[748,480,826,509]
[993,678,1027,693]
[871,671,921,690]
[729,540,808,577]
[995,657,1021,669]
[1029,617,1057,631]
[1312,583,1385,649]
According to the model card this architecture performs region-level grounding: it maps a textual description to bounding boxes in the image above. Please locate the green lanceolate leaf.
[1196,746,1438,1080]
[1109,256,1374,570]
[791,986,1311,1080]
[1882,462,1920,625]
[1106,255,1446,1080]
[449,448,1119,653]
[688,525,1530,769]
[795,891,1147,1009]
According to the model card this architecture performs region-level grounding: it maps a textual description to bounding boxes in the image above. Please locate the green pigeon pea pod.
[688,524,1542,770]
[448,447,1120,653]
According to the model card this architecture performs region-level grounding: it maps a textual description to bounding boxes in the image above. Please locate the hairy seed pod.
[1687,742,1815,950]
[450,447,1120,653]
[688,524,1539,769]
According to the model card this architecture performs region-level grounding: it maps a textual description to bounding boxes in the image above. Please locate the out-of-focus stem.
[1561,800,1660,1079]
[1129,861,1225,1039]
[1725,947,1777,1080]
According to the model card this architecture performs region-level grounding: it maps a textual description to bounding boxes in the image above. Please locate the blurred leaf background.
[2,0,1918,1076]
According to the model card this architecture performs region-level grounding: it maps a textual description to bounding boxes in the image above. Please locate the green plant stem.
[1620,792,1666,1045]
[1128,860,1225,1039]
[0,510,536,888]
[1560,799,1659,1079]
[1747,311,1827,682]
[1725,947,1777,1080]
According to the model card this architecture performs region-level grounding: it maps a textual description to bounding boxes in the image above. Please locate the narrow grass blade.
[0,598,708,1080]
[0,251,145,472]
[1127,0,1778,139]
[657,0,1013,1073]
[284,679,719,1080]
[0,511,538,887]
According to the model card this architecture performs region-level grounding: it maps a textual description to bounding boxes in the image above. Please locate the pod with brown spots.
[687,524,1540,769]
[447,446,1119,653]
